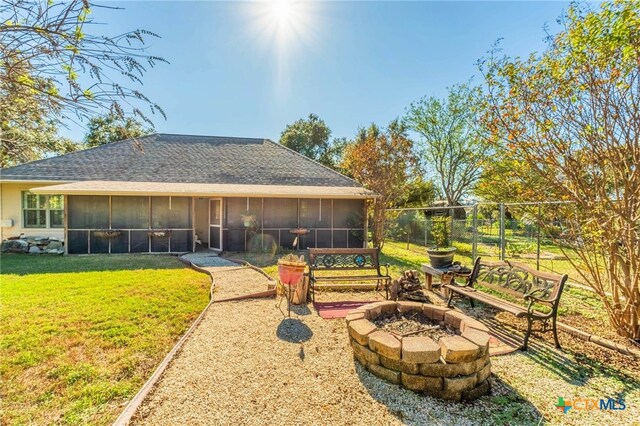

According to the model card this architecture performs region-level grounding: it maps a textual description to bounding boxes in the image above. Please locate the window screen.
[67,230,88,254]
[171,231,192,252]
[333,230,348,248]
[151,197,191,229]
[299,199,319,228]
[68,196,109,229]
[112,196,149,229]
[225,198,247,229]
[111,232,129,253]
[130,231,149,253]
[333,199,364,228]
[263,198,297,228]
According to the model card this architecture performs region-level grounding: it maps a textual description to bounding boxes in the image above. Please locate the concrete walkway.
[180,252,237,268]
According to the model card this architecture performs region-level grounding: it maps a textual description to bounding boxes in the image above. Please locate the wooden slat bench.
[445,257,568,350]
[308,248,391,302]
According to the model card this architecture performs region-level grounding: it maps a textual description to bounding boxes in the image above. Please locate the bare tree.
[1,0,166,164]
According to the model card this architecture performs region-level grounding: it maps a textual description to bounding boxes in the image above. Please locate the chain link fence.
[385,203,586,286]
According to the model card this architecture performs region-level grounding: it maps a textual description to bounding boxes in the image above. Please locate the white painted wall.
[0,182,65,241]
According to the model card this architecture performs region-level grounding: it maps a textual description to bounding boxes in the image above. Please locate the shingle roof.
[0,134,361,188]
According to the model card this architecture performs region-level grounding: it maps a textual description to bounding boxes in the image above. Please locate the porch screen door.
[209,198,222,250]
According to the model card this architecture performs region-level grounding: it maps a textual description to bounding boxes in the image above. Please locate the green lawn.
[0,254,211,425]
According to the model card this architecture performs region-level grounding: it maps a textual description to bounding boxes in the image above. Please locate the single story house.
[0,134,374,254]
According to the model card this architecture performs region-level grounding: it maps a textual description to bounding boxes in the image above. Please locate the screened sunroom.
[32,181,373,254]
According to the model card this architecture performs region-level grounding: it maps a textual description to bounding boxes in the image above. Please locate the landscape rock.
[45,241,64,251]
[401,373,442,392]
[402,336,441,364]
[348,319,377,345]
[367,363,401,384]
[439,336,480,363]
[368,330,402,360]
[1,239,29,253]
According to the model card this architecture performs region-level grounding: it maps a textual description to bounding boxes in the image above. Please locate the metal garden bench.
[308,248,391,302]
[445,257,568,350]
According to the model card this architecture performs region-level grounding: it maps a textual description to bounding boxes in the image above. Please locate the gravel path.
[208,266,271,300]
[130,269,637,425]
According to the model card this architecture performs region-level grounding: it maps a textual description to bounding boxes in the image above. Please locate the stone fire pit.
[346,301,491,401]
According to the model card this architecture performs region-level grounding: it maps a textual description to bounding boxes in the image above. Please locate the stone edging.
[558,322,640,359]
[112,257,215,425]
[347,301,491,401]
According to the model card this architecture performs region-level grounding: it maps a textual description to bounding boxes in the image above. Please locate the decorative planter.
[147,230,172,238]
[278,261,306,286]
[94,230,122,239]
[289,228,310,236]
[427,247,457,268]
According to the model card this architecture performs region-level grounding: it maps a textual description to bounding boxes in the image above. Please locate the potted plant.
[94,230,122,239]
[427,216,457,268]
[147,229,172,238]
[277,253,308,313]
[277,253,306,286]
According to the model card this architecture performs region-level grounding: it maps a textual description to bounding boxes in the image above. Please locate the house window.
[22,192,64,228]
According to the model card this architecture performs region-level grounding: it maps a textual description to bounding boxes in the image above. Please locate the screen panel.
[67,230,88,254]
[333,199,364,228]
[111,196,149,229]
[68,196,109,229]
[263,198,297,229]
[130,231,149,253]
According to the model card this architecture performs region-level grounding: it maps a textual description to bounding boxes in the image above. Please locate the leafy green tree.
[279,114,340,168]
[475,155,548,202]
[480,0,640,339]
[84,111,153,147]
[342,120,417,248]
[405,83,490,207]
[0,59,79,166]
[401,176,437,208]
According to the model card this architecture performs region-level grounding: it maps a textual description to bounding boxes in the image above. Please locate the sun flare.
[242,0,322,99]
[269,1,294,26]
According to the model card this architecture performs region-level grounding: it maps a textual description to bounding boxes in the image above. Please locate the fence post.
[449,207,455,246]
[499,204,506,260]
[472,204,478,261]
[424,216,428,247]
[536,203,541,271]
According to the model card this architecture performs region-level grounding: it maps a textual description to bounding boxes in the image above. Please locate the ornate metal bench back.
[477,260,564,303]
[309,248,380,271]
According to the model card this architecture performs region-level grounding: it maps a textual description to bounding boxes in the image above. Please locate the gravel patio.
[129,266,639,425]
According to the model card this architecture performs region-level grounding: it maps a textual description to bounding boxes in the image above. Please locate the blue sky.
[64,1,571,142]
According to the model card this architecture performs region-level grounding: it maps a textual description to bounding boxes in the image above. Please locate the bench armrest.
[524,289,555,315]
[523,289,552,304]
[381,263,390,277]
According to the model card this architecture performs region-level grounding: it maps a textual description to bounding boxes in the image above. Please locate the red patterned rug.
[313,301,376,319]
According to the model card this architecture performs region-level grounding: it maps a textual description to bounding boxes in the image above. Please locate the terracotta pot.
[278,262,306,286]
